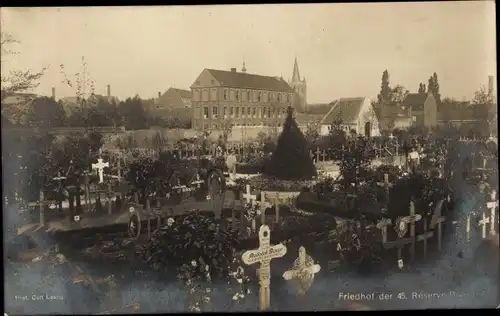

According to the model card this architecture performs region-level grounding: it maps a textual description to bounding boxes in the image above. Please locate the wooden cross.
[260,193,268,225]
[429,199,446,250]
[403,201,421,261]
[315,147,321,162]
[383,173,393,202]
[92,158,109,184]
[273,192,280,225]
[376,218,392,244]
[283,246,321,295]
[321,150,327,162]
[416,219,434,258]
[486,190,498,236]
[241,225,287,311]
[478,212,490,239]
[242,184,256,204]
[466,214,471,242]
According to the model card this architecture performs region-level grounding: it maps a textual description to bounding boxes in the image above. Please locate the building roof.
[2,93,38,105]
[402,93,428,111]
[303,103,332,115]
[205,69,294,92]
[320,97,366,124]
[295,113,323,125]
[171,88,192,100]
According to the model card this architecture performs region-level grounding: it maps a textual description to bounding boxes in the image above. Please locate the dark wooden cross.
[416,218,434,258]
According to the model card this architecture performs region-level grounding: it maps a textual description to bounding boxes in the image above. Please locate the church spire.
[241,59,247,73]
[292,56,301,82]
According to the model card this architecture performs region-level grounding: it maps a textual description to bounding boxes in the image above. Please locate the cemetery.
[3,105,499,313]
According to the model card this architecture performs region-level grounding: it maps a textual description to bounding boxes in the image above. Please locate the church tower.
[288,57,307,112]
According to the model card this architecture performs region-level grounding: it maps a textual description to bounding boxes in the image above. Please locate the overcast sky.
[1,2,496,103]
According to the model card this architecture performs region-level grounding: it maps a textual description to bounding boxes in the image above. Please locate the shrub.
[263,107,316,180]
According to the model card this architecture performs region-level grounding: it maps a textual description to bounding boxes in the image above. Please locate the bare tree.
[472,85,494,105]
[60,56,97,134]
[1,32,46,122]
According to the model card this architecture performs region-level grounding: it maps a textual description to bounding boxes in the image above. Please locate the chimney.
[158,91,161,99]
[51,87,56,100]
[231,68,237,73]
[107,85,111,98]
[488,75,494,97]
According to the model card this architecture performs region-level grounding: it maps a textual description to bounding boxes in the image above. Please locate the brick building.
[190,65,296,131]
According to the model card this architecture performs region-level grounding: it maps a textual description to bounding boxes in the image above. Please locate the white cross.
[486,190,498,236]
[92,158,109,183]
[282,246,321,295]
[315,147,321,161]
[242,184,256,205]
[479,212,490,239]
[241,225,287,311]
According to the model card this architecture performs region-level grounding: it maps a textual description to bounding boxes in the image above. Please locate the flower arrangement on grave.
[137,212,241,277]
[178,259,213,312]
[227,258,251,305]
[262,106,317,181]
[331,219,383,270]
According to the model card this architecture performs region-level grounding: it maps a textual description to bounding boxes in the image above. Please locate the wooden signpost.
[283,246,321,295]
[241,225,287,311]
[486,190,498,236]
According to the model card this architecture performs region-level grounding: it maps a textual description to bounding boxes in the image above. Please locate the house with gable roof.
[401,92,437,128]
[319,97,380,137]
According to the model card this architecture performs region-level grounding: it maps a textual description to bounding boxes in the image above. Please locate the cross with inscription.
[486,190,498,236]
[283,246,321,295]
[241,225,287,311]
[92,154,109,184]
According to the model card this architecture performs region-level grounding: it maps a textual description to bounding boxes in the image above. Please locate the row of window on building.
[201,121,283,130]
[193,88,293,103]
[200,105,287,119]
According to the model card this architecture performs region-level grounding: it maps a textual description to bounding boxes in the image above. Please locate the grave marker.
[92,158,109,184]
[241,225,287,311]
[416,219,434,258]
[376,218,392,244]
[486,190,498,236]
[466,214,471,242]
[283,246,321,295]
[321,150,327,162]
[401,201,422,261]
[479,212,490,239]
[315,147,321,162]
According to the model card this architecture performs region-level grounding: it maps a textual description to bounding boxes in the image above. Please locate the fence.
[225,183,499,267]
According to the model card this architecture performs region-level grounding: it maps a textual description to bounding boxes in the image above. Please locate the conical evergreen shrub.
[263,106,317,180]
